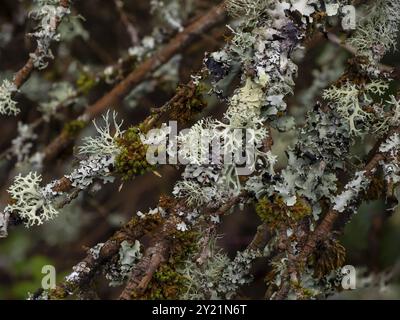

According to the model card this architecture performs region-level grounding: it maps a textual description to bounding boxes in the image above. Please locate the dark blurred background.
[0,0,399,299]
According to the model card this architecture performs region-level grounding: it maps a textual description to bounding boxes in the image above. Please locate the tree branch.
[41,2,228,163]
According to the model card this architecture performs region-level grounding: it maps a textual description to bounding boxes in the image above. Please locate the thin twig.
[41,2,228,163]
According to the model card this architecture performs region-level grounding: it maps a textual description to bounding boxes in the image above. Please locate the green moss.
[170,84,207,124]
[48,287,69,300]
[290,280,318,300]
[62,120,87,137]
[115,84,206,181]
[310,238,346,279]
[255,195,312,229]
[115,126,154,181]
[76,72,96,95]
[143,230,199,300]
[149,264,187,299]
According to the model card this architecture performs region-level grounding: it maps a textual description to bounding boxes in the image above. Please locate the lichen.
[78,110,124,157]
[0,79,19,116]
[4,172,58,227]
[105,240,142,287]
[141,230,199,300]
[29,0,71,69]
[66,154,115,190]
[39,82,77,119]
[180,243,261,300]
[347,0,400,61]
[9,122,38,164]
[332,171,369,213]
[322,80,390,136]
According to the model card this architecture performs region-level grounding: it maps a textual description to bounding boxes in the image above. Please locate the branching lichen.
[0,79,19,116]
[78,110,124,157]
[5,172,58,227]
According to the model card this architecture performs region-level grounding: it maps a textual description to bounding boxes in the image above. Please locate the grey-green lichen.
[0,79,19,116]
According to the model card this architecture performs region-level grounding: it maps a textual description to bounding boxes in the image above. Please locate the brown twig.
[13,0,70,89]
[2,79,207,234]
[118,216,179,300]
[46,213,155,299]
[114,0,140,46]
[41,2,228,163]
[325,32,400,77]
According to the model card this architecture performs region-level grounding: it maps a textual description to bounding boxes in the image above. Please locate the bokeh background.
[0,0,399,299]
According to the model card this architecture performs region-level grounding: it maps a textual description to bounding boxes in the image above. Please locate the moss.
[143,230,199,300]
[62,120,87,138]
[169,84,207,124]
[149,264,187,299]
[310,238,346,279]
[290,280,318,300]
[114,126,155,181]
[255,195,312,229]
[114,84,206,181]
[76,72,96,95]
[48,282,78,300]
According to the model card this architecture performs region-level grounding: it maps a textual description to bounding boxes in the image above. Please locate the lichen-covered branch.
[40,2,228,163]
[0,0,71,116]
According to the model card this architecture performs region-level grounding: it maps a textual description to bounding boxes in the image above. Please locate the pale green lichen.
[322,80,390,135]
[29,0,70,69]
[0,79,19,116]
[180,245,261,300]
[347,0,400,61]
[5,172,58,227]
[78,111,124,157]
[106,240,142,287]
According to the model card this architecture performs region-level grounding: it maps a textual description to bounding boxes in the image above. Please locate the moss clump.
[169,84,207,124]
[48,287,68,300]
[144,230,199,300]
[62,120,87,138]
[255,195,312,229]
[149,264,187,299]
[310,238,346,279]
[290,280,319,300]
[76,72,96,95]
[115,126,154,181]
